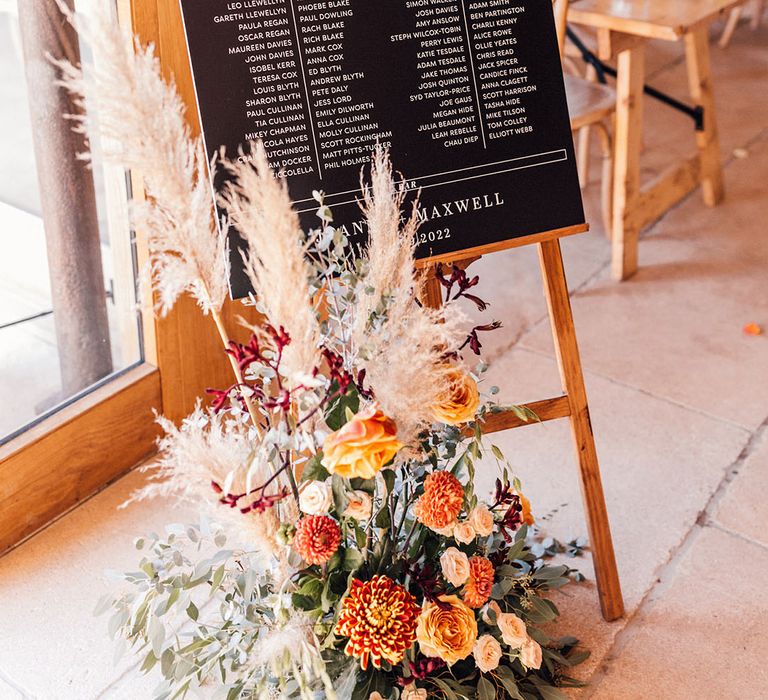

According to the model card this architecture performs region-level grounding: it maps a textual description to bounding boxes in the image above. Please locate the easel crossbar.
[476,395,571,434]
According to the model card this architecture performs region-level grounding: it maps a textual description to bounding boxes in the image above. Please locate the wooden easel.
[420,224,625,622]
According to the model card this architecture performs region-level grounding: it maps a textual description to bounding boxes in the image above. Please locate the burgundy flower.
[206,387,231,413]
[321,348,355,394]
[435,264,489,311]
[226,336,263,372]
[409,655,447,680]
[210,481,289,514]
[499,495,524,543]
[459,321,503,356]
[408,562,450,609]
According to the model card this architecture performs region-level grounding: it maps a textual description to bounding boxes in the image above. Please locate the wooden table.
[569,0,741,280]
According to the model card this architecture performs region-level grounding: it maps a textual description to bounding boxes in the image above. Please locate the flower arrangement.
[60,6,589,699]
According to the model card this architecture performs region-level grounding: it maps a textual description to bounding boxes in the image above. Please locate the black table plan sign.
[178,0,624,622]
[178,0,587,295]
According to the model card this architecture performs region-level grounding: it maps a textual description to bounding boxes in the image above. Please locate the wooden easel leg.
[685,26,725,208]
[611,43,645,281]
[538,239,625,621]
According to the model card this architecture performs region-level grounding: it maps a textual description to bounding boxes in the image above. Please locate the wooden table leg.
[539,239,625,622]
[685,26,726,207]
[611,42,645,281]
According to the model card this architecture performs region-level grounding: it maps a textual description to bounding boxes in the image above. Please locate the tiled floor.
[1,19,767,700]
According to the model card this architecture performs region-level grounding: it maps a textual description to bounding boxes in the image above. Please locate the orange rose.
[416,594,478,665]
[322,406,402,479]
[432,367,480,425]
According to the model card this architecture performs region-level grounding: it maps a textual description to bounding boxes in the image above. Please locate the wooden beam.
[415,223,588,268]
[636,154,701,229]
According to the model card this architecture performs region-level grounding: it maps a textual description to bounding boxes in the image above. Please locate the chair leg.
[719,7,743,48]
[595,121,614,240]
[577,127,591,189]
[752,0,765,30]
[575,64,599,189]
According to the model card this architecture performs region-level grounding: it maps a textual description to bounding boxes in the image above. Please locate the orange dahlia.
[336,575,420,670]
[293,515,341,565]
[414,471,465,531]
[463,556,494,609]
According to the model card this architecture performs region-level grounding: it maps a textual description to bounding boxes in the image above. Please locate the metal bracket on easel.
[566,27,705,132]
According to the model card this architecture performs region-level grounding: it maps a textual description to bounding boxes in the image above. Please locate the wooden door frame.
[0,0,250,555]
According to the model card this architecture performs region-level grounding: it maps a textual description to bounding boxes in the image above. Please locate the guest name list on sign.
[179,0,585,296]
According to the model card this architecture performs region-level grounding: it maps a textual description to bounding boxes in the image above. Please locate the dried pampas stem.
[218,144,320,384]
[352,148,468,445]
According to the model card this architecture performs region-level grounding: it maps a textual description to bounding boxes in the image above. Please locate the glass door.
[0,0,143,443]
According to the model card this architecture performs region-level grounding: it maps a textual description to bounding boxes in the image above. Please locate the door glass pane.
[0,0,142,444]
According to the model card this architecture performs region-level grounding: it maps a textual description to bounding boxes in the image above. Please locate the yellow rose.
[440,547,471,587]
[416,594,478,665]
[322,406,403,479]
[473,634,503,673]
[468,505,494,537]
[453,521,476,545]
[432,367,480,425]
[520,638,542,669]
[497,612,528,649]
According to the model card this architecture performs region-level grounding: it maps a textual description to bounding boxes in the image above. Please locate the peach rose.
[368,694,385,700]
[473,634,503,673]
[453,521,476,545]
[497,612,528,649]
[298,479,332,515]
[343,490,373,521]
[322,406,403,479]
[468,505,494,537]
[416,595,478,665]
[440,547,471,587]
[432,367,480,425]
[520,638,542,669]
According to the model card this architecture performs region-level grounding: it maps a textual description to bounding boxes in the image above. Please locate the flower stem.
[209,307,263,437]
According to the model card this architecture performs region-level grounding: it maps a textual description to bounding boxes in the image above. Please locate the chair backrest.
[552,0,568,61]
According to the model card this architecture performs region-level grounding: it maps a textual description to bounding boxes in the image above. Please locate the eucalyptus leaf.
[332,474,350,514]
[478,676,496,700]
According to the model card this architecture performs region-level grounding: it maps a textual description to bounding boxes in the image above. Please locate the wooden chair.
[554,0,616,238]
[720,0,765,48]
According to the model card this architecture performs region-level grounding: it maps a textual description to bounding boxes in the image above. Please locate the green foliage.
[324,383,360,430]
